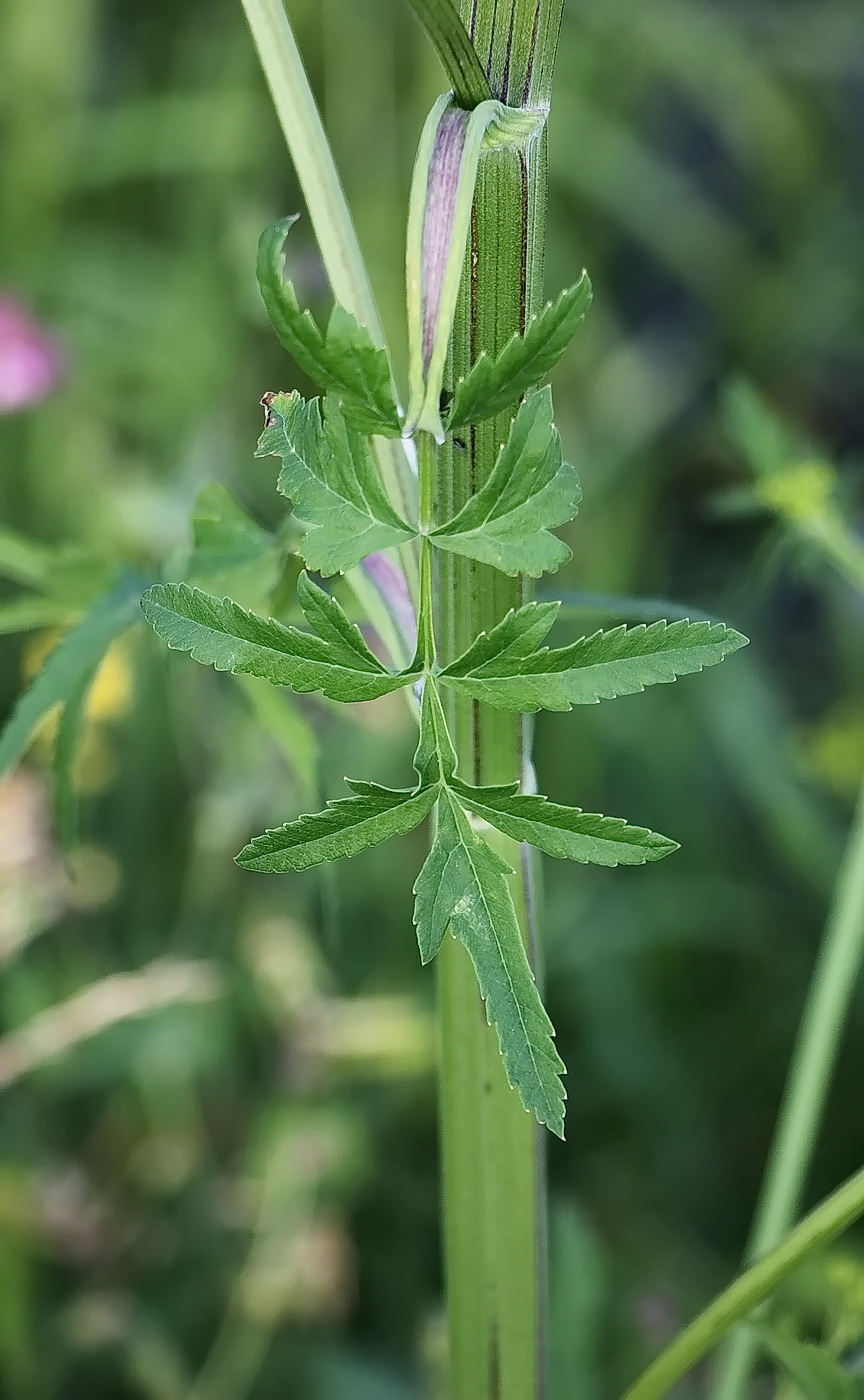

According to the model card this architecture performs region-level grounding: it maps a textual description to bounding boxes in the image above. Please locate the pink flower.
[0,298,63,413]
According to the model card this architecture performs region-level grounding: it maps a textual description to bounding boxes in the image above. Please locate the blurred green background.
[1,0,864,1395]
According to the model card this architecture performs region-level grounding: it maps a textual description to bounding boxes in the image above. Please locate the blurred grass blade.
[0,961,222,1089]
[549,1204,606,1400]
[0,584,141,780]
[546,591,718,625]
[53,664,96,851]
[0,530,53,589]
[623,1163,864,1400]
[753,1325,851,1400]
[0,596,77,635]
[235,674,318,801]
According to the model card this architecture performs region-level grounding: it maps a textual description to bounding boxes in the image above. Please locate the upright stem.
[434,5,563,1397]
[239,0,383,342]
[710,516,864,1400]
[238,0,417,526]
[711,773,864,1399]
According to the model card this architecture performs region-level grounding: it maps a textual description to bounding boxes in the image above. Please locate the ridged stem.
[434,4,563,1397]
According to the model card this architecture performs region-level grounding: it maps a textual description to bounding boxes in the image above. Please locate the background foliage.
[1,0,863,1395]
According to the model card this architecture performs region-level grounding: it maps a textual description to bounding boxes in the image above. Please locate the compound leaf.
[257,218,401,437]
[451,781,679,867]
[141,582,419,703]
[0,584,142,780]
[431,388,580,577]
[257,391,416,575]
[236,780,438,873]
[440,618,748,712]
[448,274,592,430]
[413,787,566,1135]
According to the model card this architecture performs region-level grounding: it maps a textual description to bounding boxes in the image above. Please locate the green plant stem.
[418,433,437,665]
[805,511,864,595]
[239,0,384,342]
[403,0,493,108]
[623,1163,864,1400]
[238,0,417,530]
[708,507,864,1400]
[434,4,562,1397]
[710,771,864,1400]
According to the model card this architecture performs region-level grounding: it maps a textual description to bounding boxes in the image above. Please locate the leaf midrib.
[445,788,559,1123]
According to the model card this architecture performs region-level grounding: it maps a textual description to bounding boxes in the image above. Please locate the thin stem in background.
[623,1163,864,1400]
[708,513,864,1400]
[239,0,385,342]
[238,0,418,533]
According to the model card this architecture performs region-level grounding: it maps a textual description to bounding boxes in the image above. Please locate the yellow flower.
[757,460,836,524]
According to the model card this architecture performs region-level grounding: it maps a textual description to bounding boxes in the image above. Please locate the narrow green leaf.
[754,1326,852,1400]
[431,388,580,577]
[257,391,416,575]
[0,529,53,589]
[236,780,438,873]
[543,590,717,625]
[413,788,566,1136]
[451,781,679,867]
[440,600,560,676]
[0,596,75,635]
[36,548,119,608]
[53,667,97,852]
[141,582,420,703]
[0,537,115,609]
[724,381,802,480]
[441,618,749,712]
[0,586,141,780]
[448,275,592,430]
[414,677,457,784]
[257,218,401,437]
